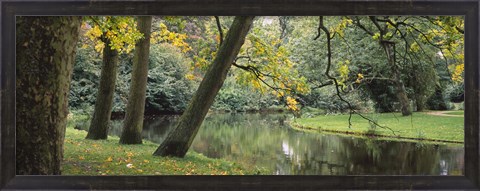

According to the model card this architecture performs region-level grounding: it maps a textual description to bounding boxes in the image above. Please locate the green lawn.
[292,112,464,143]
[443,110,464,116]
[63,114,269,175]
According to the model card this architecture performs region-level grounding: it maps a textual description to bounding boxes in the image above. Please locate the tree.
[119,16,152,144]
[153,16,255,157]
[85,16,143,140]
[353,16,463,113]
[85,37,120,139]
[234,19,311,114]
[380,40,412,116]
[16,16,82,174]
[365,16,412,116]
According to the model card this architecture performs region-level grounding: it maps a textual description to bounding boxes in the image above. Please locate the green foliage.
[69,42,194,114]
[426,87,452,110]
[186,16,226,72]
[115,43,195,113]
[299,87,366,114]
[144,44,195,113]
[69,43,101,113]
[285,17,383,113]
[346,16,463,112]
[445,83,464,103]
[70,16,464,116]
[234,18,311,113]
[84,16,144,53]
[212,75,279,112]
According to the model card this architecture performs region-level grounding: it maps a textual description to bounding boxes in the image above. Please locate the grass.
[443,110,464,116]
[292,112,464,143]
[63,114,269,175]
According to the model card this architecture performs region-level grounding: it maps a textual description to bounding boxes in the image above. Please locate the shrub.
[144,44,195,113]
[69,43,195,114]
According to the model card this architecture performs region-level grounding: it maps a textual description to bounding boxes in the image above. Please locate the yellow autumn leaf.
[286,96,299,111]
[357,73,364,79]
[90,25,102,38]
[452,63,464,83]
[185,74,195,80]
[94,42,105,53]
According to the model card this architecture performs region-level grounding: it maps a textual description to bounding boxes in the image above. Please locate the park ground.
[62,114,269,175]
[291,110,464,144]
[63,110,463,175]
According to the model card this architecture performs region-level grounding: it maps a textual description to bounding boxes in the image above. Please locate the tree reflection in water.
[104,113,464,175]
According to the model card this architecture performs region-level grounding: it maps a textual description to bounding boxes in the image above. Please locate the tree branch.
[318,16,396,134]
[310,80,334,90]
[88,16,102,28]
[353,16,374,36]
[214,16,224,45]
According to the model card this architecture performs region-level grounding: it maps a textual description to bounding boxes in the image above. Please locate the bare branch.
[310,81,334,90]
[369,16,385,37]
[318,16,396,134]
[88,16,102,28]
[353,16,374,36]
[314,17,323,40]
[214,16,224,45]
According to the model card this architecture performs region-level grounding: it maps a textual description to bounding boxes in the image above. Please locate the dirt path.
[425,110,463,117]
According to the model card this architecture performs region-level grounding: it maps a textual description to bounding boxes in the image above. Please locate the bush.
[69,44,101,111]
[445,83,464,103]
[69,43,195,114]
[426,87,452,110]
[144,44,195,113]
[212,75,279,112]
[299,87,372,114]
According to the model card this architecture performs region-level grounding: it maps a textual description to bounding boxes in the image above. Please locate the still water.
[108,113,464,175]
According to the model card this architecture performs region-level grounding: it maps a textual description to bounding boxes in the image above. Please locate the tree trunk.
[16,16,81,175]
[119,16,152,144]
[416,97,425,112]
[381,41,412,116]
[86,37,119,140]
[153,16,255,157]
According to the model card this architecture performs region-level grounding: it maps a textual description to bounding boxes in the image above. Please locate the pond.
[107,113,464,175]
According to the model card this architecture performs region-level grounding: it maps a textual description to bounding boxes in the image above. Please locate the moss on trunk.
[16,16,81,175]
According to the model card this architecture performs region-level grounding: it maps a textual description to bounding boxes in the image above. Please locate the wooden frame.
[1,0,478,190]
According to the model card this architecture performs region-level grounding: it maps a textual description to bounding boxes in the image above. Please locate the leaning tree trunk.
[119,16,152,144]
[381,41,411,116]
[153,16,255,157]
[86,37,120,140]
[16,16,81,175]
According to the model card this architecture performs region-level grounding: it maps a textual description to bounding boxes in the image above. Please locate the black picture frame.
[1,0,479,190]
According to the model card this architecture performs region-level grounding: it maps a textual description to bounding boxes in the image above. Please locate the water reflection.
[105,113,464,175]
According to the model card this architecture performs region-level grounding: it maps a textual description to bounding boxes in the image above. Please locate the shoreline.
[289,122,464,145]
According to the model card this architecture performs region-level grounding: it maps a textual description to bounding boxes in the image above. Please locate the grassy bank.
[292,111,464,143]
[63,114,269,175]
